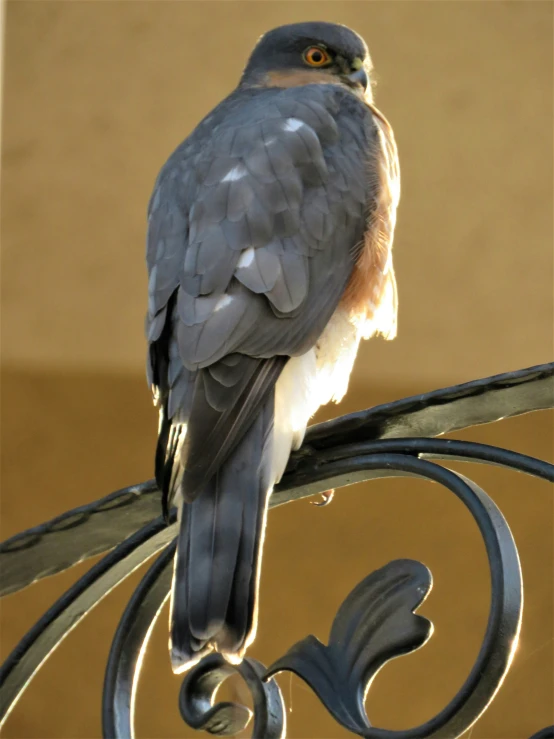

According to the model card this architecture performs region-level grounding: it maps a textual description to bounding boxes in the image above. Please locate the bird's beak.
[347,67,369,91]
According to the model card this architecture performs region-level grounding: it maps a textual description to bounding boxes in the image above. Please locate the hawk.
[145,21,400,674]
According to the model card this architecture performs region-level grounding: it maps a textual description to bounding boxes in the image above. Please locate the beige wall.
[1,2,552,738]
[2,0,552,383]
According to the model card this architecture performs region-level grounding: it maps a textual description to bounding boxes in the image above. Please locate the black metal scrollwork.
[267,456,522,739]
[0,364,552,738]
[266,558,433,737]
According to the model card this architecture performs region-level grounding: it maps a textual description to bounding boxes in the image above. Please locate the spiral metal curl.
[101,546,285,739]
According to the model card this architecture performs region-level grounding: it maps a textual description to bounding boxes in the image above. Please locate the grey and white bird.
[145,21,400,674]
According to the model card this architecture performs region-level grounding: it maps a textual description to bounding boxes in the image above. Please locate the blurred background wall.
[1,2,552,737]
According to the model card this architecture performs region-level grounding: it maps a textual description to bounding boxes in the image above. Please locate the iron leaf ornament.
[265,559,433,735]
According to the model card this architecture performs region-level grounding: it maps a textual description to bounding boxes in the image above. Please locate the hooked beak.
[347,67,369,91]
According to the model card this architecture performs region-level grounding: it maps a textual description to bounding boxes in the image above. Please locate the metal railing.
[1,363,553,738]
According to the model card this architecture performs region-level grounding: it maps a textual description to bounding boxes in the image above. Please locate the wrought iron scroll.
[0,363,553,738]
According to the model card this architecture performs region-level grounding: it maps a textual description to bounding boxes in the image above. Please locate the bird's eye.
[303,46,331,67]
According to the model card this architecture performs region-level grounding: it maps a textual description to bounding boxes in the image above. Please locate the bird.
[145,21,400,675]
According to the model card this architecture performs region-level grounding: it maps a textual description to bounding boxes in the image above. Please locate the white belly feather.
[272,307,362,483]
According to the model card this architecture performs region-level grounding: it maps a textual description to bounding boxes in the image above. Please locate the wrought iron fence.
[1,363,553,738]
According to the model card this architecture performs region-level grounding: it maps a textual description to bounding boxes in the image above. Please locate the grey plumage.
[146,27,391,671]
[171,393,274,664]
[147,86,371,363]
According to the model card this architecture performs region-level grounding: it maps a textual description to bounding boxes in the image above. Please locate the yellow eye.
[303,46,331,67]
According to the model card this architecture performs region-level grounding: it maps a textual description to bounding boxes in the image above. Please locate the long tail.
[169,393,274,674]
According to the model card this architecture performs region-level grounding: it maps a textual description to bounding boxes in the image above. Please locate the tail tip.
[170,644,206,675]
[169,642,245,675]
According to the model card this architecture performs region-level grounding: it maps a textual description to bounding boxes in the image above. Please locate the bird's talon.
[311,490,335,507]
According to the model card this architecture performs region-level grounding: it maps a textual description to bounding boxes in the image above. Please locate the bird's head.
[240,21,373,100]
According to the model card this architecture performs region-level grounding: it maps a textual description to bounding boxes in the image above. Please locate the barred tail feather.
[169,394,274,673]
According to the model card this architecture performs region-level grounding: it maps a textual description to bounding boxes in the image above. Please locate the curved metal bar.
[309,438,554,480]
[268,454,523,739]
[102,548,286,739]
[1,362,551,596]
[271,437,553,507]
[529,728,554,739]
[179,655,286,738]
[102,542,175,739]
[0,514,177,728]
[0,480,160,597]
[305,362,554,449]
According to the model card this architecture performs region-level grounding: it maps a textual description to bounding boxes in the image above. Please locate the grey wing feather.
[181,355,287,501]
[146,83,378,506]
